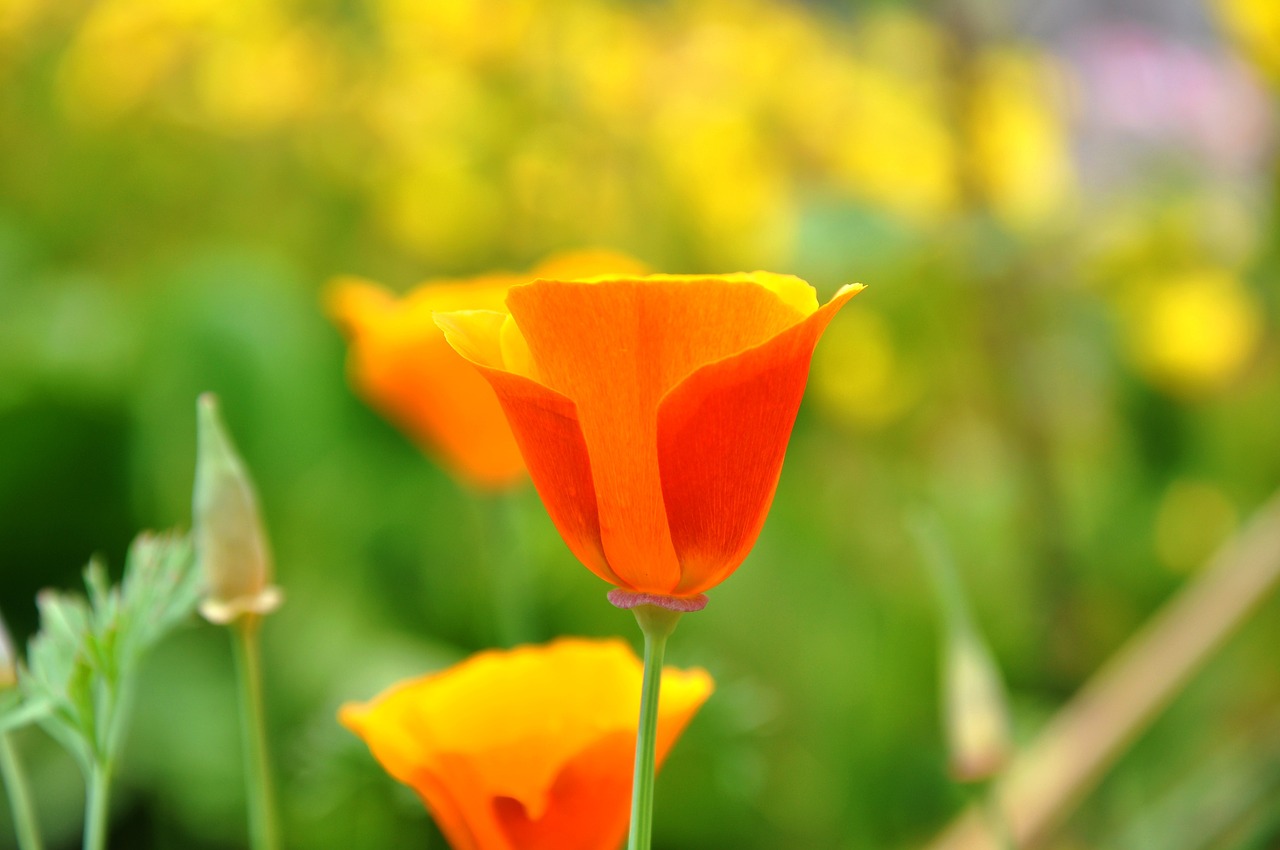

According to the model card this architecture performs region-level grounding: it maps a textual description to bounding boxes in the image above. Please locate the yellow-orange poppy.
[339,638,713,850]
[437,273,862,604]
[327,250,648,490]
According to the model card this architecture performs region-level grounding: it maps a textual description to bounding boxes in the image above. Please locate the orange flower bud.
[193,394,283,625]
[437,273,862,605]
[326,250,648,490]
[340,638,712,850]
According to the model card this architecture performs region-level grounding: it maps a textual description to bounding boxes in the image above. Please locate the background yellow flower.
[1123,267,1264,398]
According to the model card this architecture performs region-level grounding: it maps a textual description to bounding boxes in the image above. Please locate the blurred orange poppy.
[339,638,712,850]
[327,250,648,490]
[437,273,862,604]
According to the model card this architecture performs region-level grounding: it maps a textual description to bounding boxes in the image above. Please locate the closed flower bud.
[0,609,15,690]
[193,394,283,625]
[911,512,1014,783]
[944,626,1013,783]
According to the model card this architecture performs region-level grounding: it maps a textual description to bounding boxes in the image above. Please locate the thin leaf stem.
[83,759,111,850]
[0,732,44,850]
[232,620,280,850]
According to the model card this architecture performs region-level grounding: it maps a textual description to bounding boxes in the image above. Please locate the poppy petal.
[436,312,617,587]
[339,703,490,850]
[657,284,865,595]
[492,672,709,850]
[326,278,526,488]
[407,763,491,850]
[341,639,712,850]
[491,731,632,850]
[505,275,815,592]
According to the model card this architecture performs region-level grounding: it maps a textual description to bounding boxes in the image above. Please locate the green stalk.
[0,732,44,850]
[232,619,280,850]
[83,760,111,850]
[626,605,683,850]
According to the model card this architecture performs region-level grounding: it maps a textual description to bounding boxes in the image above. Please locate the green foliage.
[19,534,200,774]
[0,692,47,739]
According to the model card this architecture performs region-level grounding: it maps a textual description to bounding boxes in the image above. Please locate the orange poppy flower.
[437,273,863,604]
[339,638,712,850]
[327,250,648,490]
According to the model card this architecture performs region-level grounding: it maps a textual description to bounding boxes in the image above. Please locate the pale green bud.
[0,609,14,690]
[193,393,283,625]
[943,625,1013,782]
[910,511,1014,783]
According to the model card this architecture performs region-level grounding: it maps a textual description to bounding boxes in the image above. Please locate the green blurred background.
[2,0,1279,847]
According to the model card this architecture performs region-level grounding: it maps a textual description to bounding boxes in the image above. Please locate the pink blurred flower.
[1071,25,1272,178]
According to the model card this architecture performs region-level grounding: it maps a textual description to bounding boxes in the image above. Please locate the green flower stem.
[626,605,683,850]
[232,619,280,850]
[0,732,44,850]
[83,759,112,850]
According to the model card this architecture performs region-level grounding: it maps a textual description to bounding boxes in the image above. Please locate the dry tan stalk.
[926,491,1280,850]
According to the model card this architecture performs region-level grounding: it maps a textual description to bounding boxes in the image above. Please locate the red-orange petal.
[658,284,864,595]
[479,369,622,588]
[490,730,632,850]
[435,310,618,588]
[405,764,487,850]
[326,250,646,491]
[491,697,701,850]
[504,276,813,592]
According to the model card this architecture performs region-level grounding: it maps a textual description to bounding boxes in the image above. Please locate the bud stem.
[0,733,44,850]
[83,759,112,850]
[232,619,280,850]
[626,604,683,850]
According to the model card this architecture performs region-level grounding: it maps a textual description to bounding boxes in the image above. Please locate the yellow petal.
[340,638,713,850]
